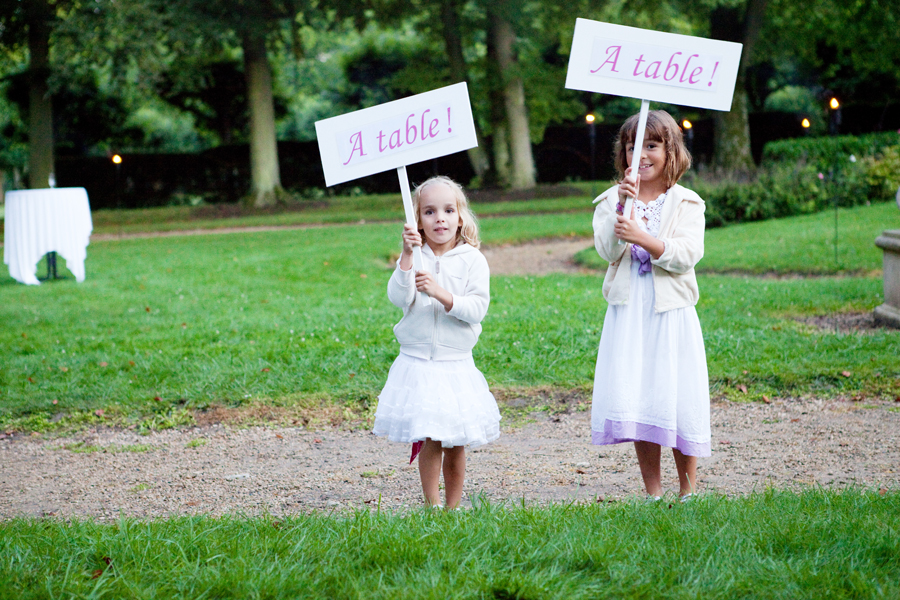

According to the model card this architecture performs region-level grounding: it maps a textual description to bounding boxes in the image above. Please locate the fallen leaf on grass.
[880,488,887,496]
[21,333,26,339]
[153,396,162,402]
[719,440,731,445]
[128,361,136,366]
[314,438,322,444]
[275,433,283,439]
[737,384,747,394]
[575,469,587,474]
[99,362,108,367]
[95,410,105,417]
[27,377,35,383]
[91,569,104,579]
[762,395,771,404]
[261,368,270,372]
[59,366,68,372]
[791,418,800,423]
[145,307,151,313]
[841,370,852,377]
[894,396,900,403]
[360,273,368,279]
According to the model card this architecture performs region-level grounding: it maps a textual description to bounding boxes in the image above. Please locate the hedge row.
[692,133,900,228]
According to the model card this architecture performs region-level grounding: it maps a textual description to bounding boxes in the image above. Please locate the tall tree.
[0,0,58,189]
[709,0,767,173]
[484,0,536,189]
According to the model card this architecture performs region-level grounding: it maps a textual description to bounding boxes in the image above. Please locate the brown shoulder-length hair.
[613,109,692,188]
[412,176,481,248]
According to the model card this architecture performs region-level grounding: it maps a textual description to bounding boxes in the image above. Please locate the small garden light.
[112,154,122,164]
[585,114,595,124]
[682,120,692,130]
[829,97,840,110]
[801,118,811,129]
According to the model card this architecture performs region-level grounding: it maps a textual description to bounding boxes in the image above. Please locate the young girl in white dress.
[591,110,710,501]
[373,176,500,509]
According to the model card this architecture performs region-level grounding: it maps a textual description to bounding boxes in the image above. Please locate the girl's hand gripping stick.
[398,165,431,306]
[619,99,650,246]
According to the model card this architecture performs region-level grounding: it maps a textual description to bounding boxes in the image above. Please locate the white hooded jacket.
[387,242,490,361]
[593,182,706,313]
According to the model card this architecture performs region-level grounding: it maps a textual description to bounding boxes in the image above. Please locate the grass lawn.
[1,201,898,432]
[575,200,900,275]
[0,489,897,599]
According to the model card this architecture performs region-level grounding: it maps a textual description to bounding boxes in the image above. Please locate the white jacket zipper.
[429,259,441,359]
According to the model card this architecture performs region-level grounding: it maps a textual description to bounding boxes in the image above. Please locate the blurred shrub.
[688,132,899,228]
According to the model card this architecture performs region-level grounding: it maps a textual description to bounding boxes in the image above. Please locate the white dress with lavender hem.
[591,191,711,456]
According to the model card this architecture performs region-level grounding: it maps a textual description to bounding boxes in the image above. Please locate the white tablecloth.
[3,188,93,285]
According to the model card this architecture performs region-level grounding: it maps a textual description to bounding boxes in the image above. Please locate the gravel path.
[1,395,897,518]
[2,237,897,518]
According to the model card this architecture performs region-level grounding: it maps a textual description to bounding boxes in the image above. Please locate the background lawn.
[1,201,898,430]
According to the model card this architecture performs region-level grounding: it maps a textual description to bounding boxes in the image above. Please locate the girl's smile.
[626,139,667,197]
[418,183,460,255]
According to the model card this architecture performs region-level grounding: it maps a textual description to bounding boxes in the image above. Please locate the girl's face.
[418,183,460,255]
[625,137,667,186]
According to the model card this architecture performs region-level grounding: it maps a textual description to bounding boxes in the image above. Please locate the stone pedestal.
[874,229,900,328]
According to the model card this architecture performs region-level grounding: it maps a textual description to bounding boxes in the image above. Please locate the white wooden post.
[397,165,430,306]
[619,99,650,245]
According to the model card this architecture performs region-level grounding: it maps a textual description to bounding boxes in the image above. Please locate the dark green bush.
[761,131,900,170]
[686,132,899,228]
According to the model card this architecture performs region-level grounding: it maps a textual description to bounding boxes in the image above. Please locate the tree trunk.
[710,0,768,174]
[488,7,535,189]
[242,31,282,207]
[27,3,54,189]
[439,0,490,181]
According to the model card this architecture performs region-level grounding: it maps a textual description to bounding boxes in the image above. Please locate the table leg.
[39,252,60,281]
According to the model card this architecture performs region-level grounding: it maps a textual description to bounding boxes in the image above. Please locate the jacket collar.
[421,241,474,259]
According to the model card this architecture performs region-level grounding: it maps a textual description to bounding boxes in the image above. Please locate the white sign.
[315,82,477,186]
[566,19,743,111]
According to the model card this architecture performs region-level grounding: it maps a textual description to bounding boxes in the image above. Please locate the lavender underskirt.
[592,420,711,457]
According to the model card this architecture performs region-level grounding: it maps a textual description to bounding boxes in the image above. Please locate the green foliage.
[687,132,900,229]
[862,145,900,200]
[0,490,898,598]
[761,132,900,171]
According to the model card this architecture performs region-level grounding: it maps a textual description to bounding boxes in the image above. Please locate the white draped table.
[3,187,93,285]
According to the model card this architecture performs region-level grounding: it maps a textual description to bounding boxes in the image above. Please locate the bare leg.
[441,446,466,509]
[634,441,663,497]
[418,438,443,507]
[672,449,698,497]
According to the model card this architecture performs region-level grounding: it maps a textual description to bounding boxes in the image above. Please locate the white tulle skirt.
[373,352,501,448]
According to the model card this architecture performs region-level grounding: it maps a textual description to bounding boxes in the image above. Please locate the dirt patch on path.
[483,238,595,276]
[1,395,897,518]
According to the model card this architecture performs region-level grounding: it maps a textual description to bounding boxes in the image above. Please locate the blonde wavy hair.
[412,176,481,248]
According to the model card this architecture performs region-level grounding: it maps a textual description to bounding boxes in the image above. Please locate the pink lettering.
[342,131,366,165]
[708,61,719,86]
[663,52,683,81]
[389,128,403,150]
[377,130,387,153]
[632,54,647,77]
[591,45,622,74]
[679,54,699,83]
[405,114,418,145]
[420,109,431,141]
[429,118,439,138]
[689,66,703,84]
[644,60,662,79]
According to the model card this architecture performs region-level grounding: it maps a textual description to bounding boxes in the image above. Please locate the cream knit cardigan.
[592,183,706,313]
